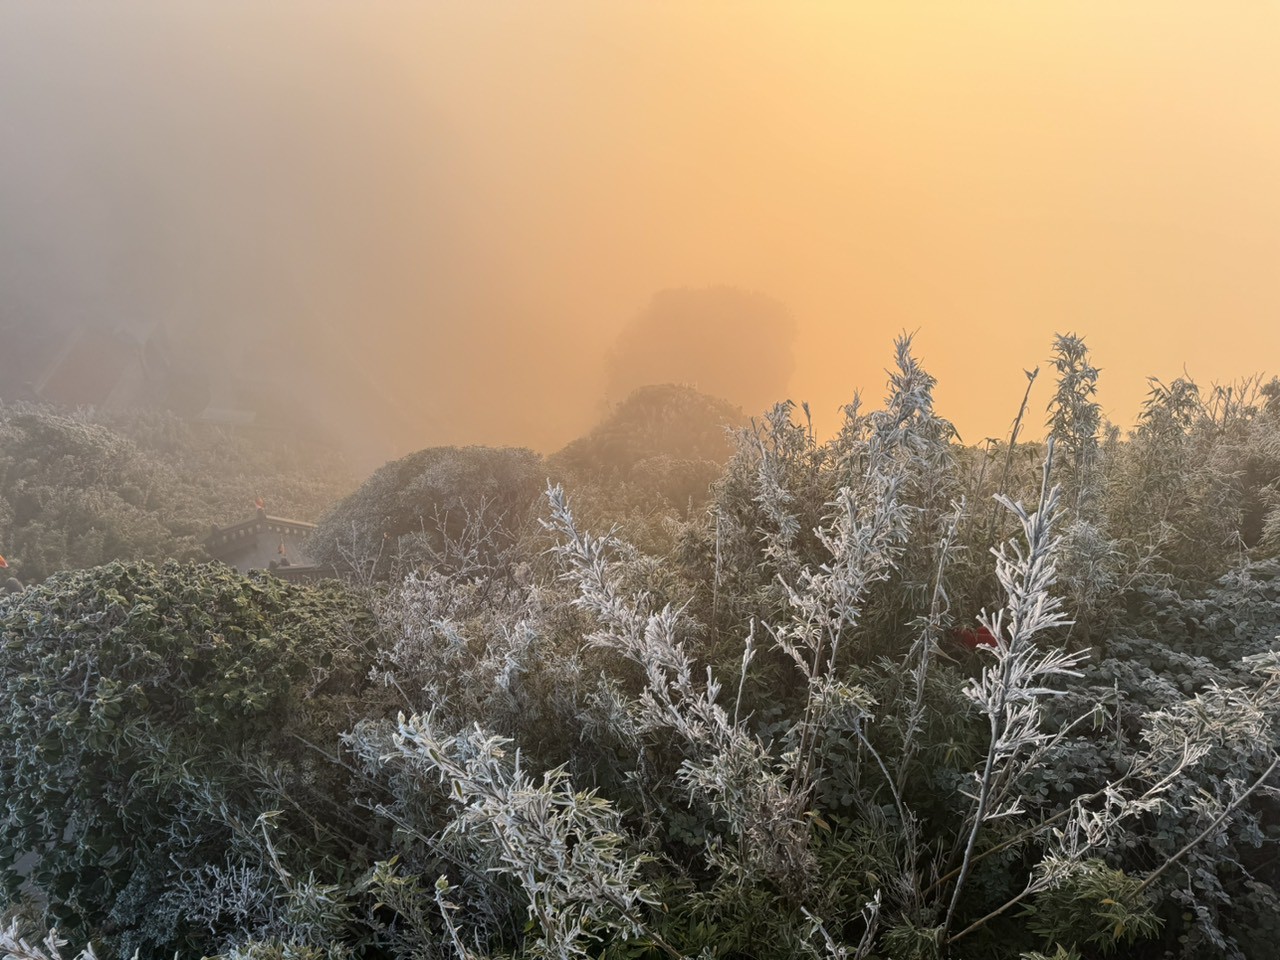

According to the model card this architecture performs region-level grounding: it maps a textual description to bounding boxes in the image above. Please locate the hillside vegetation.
[0,406,353,582]
[3,335,1280,960]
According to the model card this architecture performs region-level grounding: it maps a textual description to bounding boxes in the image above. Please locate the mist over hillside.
[6,2,1279,464]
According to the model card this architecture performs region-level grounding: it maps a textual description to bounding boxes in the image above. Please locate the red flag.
[0,554,8,569]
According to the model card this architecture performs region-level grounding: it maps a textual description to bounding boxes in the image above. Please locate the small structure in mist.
[205,506,331,581]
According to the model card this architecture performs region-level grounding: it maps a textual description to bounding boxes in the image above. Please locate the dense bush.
[549,384,744,518]
[0,411,185,581]
[308,445,546,580]
[0,561,379,959]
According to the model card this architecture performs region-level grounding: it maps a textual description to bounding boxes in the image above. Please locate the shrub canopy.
[309,445,545,577]
[0,561,377,959]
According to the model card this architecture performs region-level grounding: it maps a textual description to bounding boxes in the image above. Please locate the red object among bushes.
[952,625,998,650]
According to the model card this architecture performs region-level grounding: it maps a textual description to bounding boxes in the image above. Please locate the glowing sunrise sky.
[2,2,1277,455]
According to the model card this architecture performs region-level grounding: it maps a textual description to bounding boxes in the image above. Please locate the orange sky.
[2,2,1278,456]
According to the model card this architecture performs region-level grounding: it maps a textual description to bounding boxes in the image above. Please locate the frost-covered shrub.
[1102,376,1247,583]
[5,334,1280,960]
[549,384,744,522]
[309,445,545,580]
[0,562,378,959]
[1034,561,1280,958]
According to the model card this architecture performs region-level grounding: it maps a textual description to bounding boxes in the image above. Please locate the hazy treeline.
[0,405,353,583]
[0,286,794,472]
